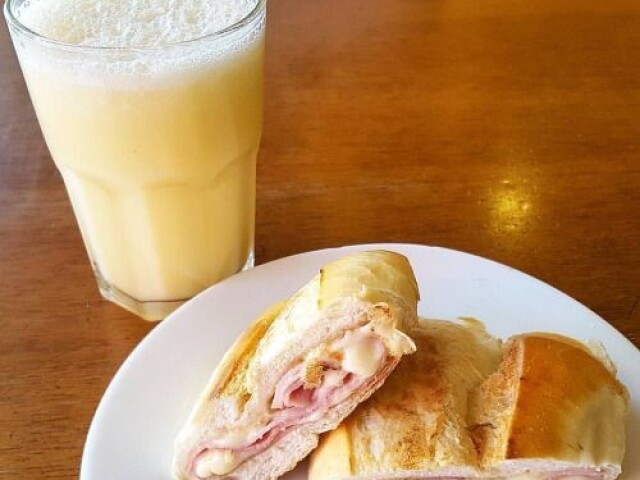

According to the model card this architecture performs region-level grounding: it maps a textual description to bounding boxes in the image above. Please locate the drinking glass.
[4,0,266,320]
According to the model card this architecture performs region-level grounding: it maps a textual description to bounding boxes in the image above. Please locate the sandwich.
[173,250,420,480]
[470,333,629,480]
[309,318,502,480]
[310,321,629,480]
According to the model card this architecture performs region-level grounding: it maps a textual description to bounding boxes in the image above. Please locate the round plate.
[80,244,640,479]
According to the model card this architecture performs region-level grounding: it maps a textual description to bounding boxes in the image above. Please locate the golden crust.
[191,302,285,424]
[309,423,353,480]
[319,250,420,312]
[471,333,629,468]
[505,334,629,462]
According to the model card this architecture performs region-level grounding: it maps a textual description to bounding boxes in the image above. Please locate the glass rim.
[4,0,266,52]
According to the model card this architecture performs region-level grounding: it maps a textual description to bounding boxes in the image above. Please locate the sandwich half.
[309,318,502,480]
[470,333,629,480]
[310,325,629,480]
[173,250,420,480]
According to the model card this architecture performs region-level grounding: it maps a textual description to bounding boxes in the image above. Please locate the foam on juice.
[10,0,265,316]
[16,0,257,47]
[12,0,263,87]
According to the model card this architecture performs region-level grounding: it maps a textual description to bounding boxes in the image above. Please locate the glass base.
[94,250,255,321]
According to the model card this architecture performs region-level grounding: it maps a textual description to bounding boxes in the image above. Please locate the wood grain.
[1,0,639,478]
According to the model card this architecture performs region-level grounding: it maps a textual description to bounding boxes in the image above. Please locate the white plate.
[81,244,640,480]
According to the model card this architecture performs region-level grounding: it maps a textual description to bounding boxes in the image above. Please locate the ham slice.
[190,335,388,478]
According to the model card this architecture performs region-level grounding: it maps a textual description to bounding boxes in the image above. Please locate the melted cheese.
[195,449,241,477]
[342,337,383,376]
[211,425,258,449]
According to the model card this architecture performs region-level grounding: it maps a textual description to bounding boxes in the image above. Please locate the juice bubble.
[11,0,264,87]
[16,0,258,47]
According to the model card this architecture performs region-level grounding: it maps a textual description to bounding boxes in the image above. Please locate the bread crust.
[319,250,420,311]
[472,333,629,477]
[189,302,285,426]
[504,334,628,464]
[308,424,353,480]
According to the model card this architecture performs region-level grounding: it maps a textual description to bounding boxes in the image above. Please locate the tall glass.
[5,0,265,320]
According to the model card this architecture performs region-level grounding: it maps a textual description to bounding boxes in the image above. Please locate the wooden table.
[1,0,639,477]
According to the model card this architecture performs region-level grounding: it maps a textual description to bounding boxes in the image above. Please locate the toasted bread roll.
[310,318,501,479]
[311,327,629,480]
[470,333,629,480]
[173,250,419,480]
